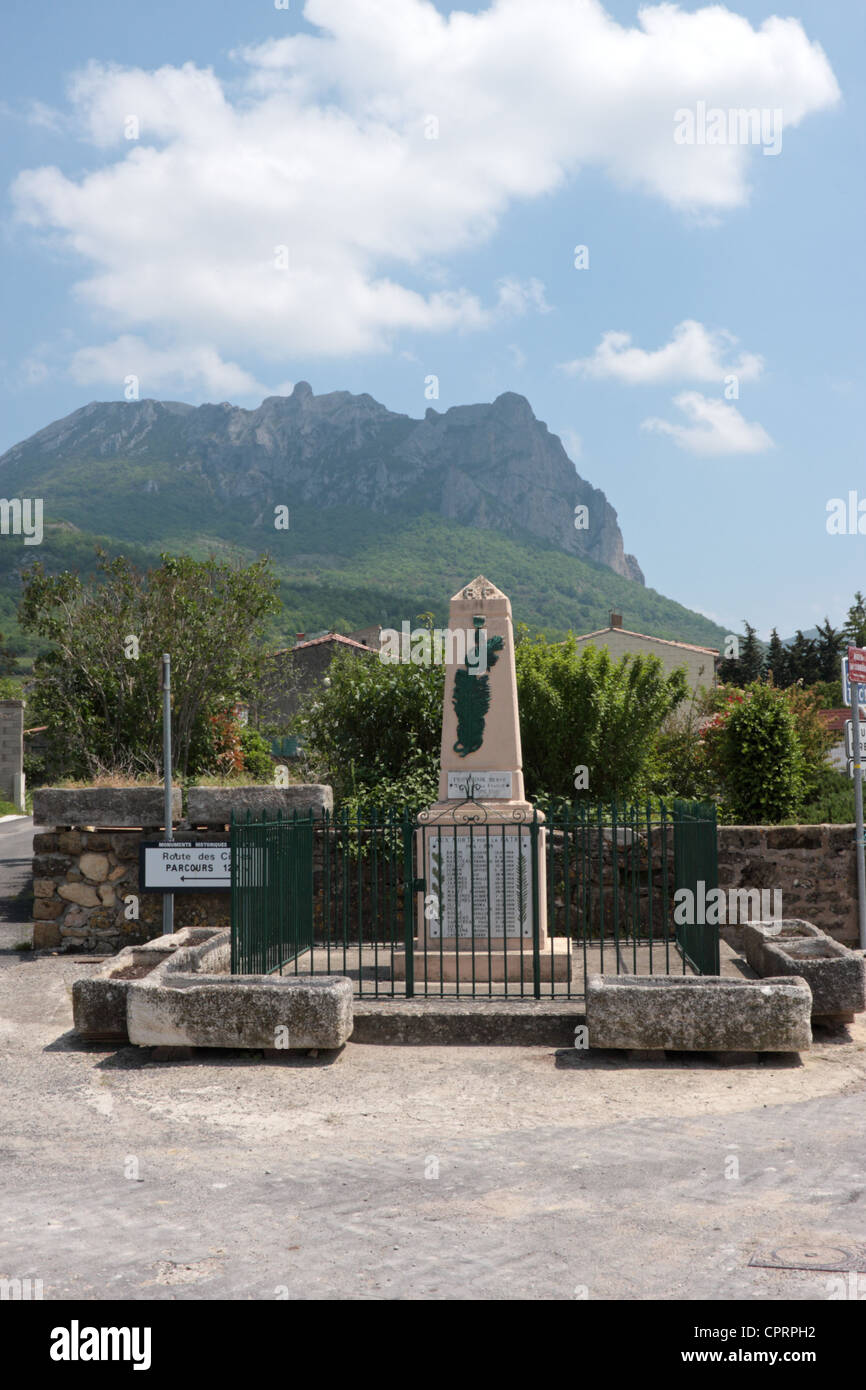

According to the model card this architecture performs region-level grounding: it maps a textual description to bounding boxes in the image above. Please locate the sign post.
[162,653,174,936]
[846,646,866,950]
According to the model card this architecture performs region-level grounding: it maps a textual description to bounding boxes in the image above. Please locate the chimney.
[295,632,306,643]
[610,613,623,629]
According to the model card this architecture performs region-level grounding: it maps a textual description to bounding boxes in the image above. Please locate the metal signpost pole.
[847,648,866,950]
[162,653,174,937]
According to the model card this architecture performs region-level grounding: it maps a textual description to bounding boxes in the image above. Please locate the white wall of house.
[572,627,717,694]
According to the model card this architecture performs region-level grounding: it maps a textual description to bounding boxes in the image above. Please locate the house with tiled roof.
[817,708,851,773]
[256,627,382,727]
[571,613,719,693]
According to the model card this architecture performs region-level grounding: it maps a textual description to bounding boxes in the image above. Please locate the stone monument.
[398,576,567,982]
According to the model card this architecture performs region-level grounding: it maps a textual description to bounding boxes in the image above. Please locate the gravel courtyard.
[2,946,866,1302]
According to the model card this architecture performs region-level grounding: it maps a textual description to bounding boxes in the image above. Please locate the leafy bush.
[795,765,855,824]
[644,696,717,803]
[19,551,280,781]
[515,635,687,802]
[299,646,443,804]
[702,683,804,823]
[239,727,276,780]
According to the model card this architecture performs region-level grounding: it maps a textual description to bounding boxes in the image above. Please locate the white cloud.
[559,428,583,461]
[641,391,774,455]
[11,0,839,383]
[69,337,282,400]
[561,320,764,384]
[496,277,551,317]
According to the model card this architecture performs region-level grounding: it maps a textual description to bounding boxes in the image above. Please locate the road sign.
[848,758,859,780]
[845,721,866,758]
[841,656,866,712]
[140,839,231,893]
[849,645,866,683]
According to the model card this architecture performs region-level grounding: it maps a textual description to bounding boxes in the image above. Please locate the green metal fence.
[230,810,313,975]
[672,798,720,976]
[230,800,720,997]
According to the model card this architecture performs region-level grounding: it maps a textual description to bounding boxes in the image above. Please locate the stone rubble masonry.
[717,824,860,949]
[31,827,231,953]
[31,783,335,954]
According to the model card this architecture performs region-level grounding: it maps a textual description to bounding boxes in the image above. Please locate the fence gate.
[230,812,314,975]
[672,799,720,976]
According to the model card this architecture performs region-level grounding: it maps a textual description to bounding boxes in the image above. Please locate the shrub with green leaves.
[300,647,443,808]
[19,550,281,781]
[515,635,687,802]
[702,682,804,823]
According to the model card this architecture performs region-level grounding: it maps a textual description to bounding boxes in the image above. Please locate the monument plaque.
[446,770,513,800]
[427,830,532,938]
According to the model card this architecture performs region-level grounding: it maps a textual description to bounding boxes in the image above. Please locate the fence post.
[530,809,541,999]
[230,809,236,975]
[402,812,415,998]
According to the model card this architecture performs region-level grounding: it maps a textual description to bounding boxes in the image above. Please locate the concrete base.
[586,973,813,1053]
[392,936,572,982]
[352,998,583,1045]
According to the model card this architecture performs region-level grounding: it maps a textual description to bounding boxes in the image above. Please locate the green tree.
[786,630,820,686]
[19,551,281,780]
[515,635,687,802]
[764,628,788,686]
[815,617,844,683]
[300,646,444,807]
[717,620,763,686]
[843,591,866,648]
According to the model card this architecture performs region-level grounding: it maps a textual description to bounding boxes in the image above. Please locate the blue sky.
[1,0,863,640]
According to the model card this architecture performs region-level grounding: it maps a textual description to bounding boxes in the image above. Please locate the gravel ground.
[2,947,866,1302]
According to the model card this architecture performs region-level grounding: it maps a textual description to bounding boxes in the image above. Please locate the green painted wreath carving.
[452,634,504,756]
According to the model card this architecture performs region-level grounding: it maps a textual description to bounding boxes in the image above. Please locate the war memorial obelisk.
[400,576,568,983]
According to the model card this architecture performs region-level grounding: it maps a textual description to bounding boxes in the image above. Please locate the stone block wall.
[717,825,859,948]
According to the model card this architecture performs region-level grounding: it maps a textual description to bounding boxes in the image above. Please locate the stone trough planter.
[743,920,865,1023]
[585,973,812,1053]
[33,786,182,829]
[186,784,333,827]
[741,919,822,976]
[72,926,353,1051]
[71,928,221,1040]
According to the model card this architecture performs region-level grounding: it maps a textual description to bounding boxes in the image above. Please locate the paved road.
[0,816,33,950]
[1,945,866,1302]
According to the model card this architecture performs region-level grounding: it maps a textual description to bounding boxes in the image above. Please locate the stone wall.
[717,825,859,948]
[32,828,231,952]
[31,783,333,954]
